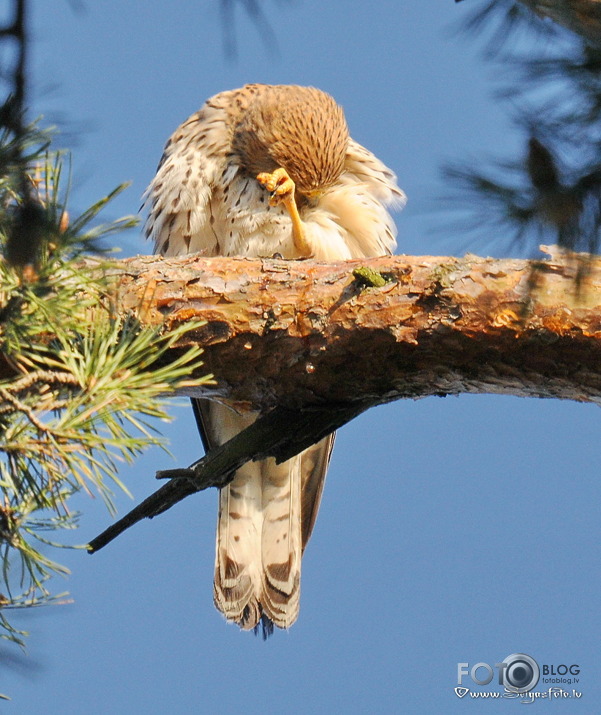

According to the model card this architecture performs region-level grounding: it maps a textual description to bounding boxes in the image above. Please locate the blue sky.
[2,1,599,712]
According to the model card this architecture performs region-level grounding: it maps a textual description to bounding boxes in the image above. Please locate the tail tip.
[253,613,275,640]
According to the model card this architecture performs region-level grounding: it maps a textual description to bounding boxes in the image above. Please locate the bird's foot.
[257,167,295,207]
[257,168,313,257]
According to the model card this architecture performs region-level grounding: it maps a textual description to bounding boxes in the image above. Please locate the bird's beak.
[303,188,323,206]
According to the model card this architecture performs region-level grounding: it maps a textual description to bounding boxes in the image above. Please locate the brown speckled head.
[231,84,350,195]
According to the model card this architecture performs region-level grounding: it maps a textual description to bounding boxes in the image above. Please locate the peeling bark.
[108,250,601,411]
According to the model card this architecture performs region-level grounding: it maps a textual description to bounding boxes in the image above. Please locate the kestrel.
[144,84,405,635]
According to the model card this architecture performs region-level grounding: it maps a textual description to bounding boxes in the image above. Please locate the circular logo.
[502,653,540,693]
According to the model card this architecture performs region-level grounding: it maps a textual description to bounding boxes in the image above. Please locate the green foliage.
[0,131,211,650]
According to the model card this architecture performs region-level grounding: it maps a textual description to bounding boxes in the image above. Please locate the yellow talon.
[257,167,295,206]
[256,168,313,257]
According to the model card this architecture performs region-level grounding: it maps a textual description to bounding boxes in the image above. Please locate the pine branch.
[0,148,208,648]
[40,250,601,413]
[79,248,601,550]
[88,402,363,553]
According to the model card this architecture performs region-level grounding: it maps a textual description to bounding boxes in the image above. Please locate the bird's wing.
[191,398,216,454]
[305,139,404,260]
[299,434,335,550]
[345,138,407,208]
[142,99,232,257]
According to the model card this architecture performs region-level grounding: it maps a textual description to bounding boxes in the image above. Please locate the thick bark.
[86,248,601,552]
[111,250,601,410]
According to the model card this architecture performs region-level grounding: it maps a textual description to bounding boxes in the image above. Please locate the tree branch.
[87,402,363,553]
[96,250,601,409]
[80,248,601,551]
[6,250,601,408]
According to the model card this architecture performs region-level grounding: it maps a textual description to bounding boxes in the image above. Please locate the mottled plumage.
[144,84,405,633]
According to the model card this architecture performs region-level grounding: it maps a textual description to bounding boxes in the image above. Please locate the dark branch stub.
[87,401,366,554]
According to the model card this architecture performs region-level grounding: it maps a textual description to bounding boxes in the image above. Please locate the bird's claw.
[257,167,313,258]
[257,168,295,207]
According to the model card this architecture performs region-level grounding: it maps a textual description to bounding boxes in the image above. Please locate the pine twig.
[0,386,50,432]
[87,402,364,553]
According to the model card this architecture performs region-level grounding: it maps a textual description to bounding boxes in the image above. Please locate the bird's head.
[232,84,350,197]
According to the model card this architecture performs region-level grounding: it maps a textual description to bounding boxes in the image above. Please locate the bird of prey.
[144,84,405,635]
